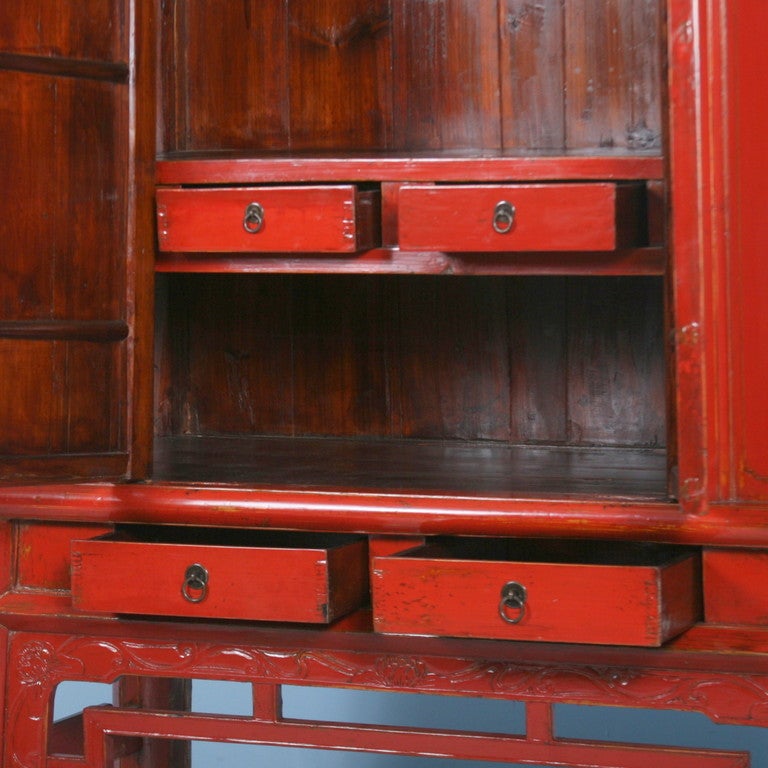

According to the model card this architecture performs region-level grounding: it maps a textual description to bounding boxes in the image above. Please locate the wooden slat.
[0,52,127,82]
[566,277,666,447]
[564,0,663,150]
[82,706,748,768]
[0,320,127,342]
[288,0,392,150]
[394,279,511,441]
[163,1,290,152]
[155,247,668,277]
[156,153,665,184]
[500,0,565,149]
[507,277,568,443]
[391,0,501,150]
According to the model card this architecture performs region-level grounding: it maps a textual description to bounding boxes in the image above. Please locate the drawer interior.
[398,538,695,567]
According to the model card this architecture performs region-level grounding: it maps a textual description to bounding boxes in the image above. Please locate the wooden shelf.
[157,151,664,185]
[155,246,666,276]
[152,435,669,501]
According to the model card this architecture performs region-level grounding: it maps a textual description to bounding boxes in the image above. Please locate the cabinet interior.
[153,274,670,499]
[152,0,672,501]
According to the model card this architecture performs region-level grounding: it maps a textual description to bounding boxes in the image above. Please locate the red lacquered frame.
[0,0,767,765]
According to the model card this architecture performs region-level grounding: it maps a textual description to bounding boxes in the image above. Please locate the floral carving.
[16,641,55,686]
[7,628,768,766]
[374,656,427,688]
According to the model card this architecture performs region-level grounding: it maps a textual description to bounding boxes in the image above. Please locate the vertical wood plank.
[0,73,125,321]
[392,0,501,150]
[627,0,663,149]
[507,278,568,443]
[0,340,122,455]
[168,1,290,151]
[183,276,296,436]
[288,0,393,150]
[565,0,659,148]
[499,0,565,149]
[566,277,666,447]
[291,276,393,436]
[395,278,511,441]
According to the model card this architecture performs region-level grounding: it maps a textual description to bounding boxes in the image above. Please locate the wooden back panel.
[156,274,666,449]
[160,0,664,154]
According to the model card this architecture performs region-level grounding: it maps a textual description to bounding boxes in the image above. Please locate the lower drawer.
[71,527,368,623]
[372,539,700,646]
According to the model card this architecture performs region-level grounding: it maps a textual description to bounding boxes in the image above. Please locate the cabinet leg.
[115,676,191,768]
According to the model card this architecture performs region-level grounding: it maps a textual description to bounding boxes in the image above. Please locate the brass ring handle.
[243,202,265,234]
[498,581,527,625]
[181,564,209,603]
[492,201,516,234]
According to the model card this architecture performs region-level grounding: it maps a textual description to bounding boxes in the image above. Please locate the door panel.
[0,1,149,481]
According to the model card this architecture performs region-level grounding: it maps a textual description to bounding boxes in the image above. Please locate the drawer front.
[703,548,768,625]
[157,186,380,253]
[372,541,700,646]
[397,183,644,252]
[72,529,368,623]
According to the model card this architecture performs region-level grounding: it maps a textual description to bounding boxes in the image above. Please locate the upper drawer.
[372,539,700,646]
[397,183,645,252]
[72,527,368,624]
[157,185,381,253]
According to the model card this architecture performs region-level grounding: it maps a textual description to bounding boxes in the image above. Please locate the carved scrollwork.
[7,629,768,767]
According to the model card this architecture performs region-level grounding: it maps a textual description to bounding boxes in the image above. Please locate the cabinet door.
[671,0,768,510]
[0,1,154,481]
[723,0,768,502]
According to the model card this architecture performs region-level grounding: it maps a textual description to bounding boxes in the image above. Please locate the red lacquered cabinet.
[0,0,766,765]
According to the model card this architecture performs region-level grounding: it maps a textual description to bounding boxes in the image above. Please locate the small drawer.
[372,539,700,646]
[703,548,768,625]
[156,185,380,253]
[72,527,368,623]
[397,183,645,252]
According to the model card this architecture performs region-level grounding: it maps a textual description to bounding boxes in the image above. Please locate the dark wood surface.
[160,0,662,155]
[156,274,666,453]
[0,25,135,476]
[153,434,668,499]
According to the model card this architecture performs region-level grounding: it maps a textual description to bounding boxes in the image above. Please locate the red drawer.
[703,548,768,625]
[372,539,700,646]
[156,185,380,253]
[72,527,368,623]
[397,183,645,252]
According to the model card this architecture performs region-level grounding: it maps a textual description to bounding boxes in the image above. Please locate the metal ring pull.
[243,202,265,234]
[498,581,527,625]
[492,201,516,234]
[181,564,209,603]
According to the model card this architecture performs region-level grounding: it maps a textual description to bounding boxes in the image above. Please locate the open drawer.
[397,183,646,252]
[372,539,700,646]
[156,185,381,253]
[71,527,368,623]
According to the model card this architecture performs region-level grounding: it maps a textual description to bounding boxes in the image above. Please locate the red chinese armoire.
[0,0,767,765]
